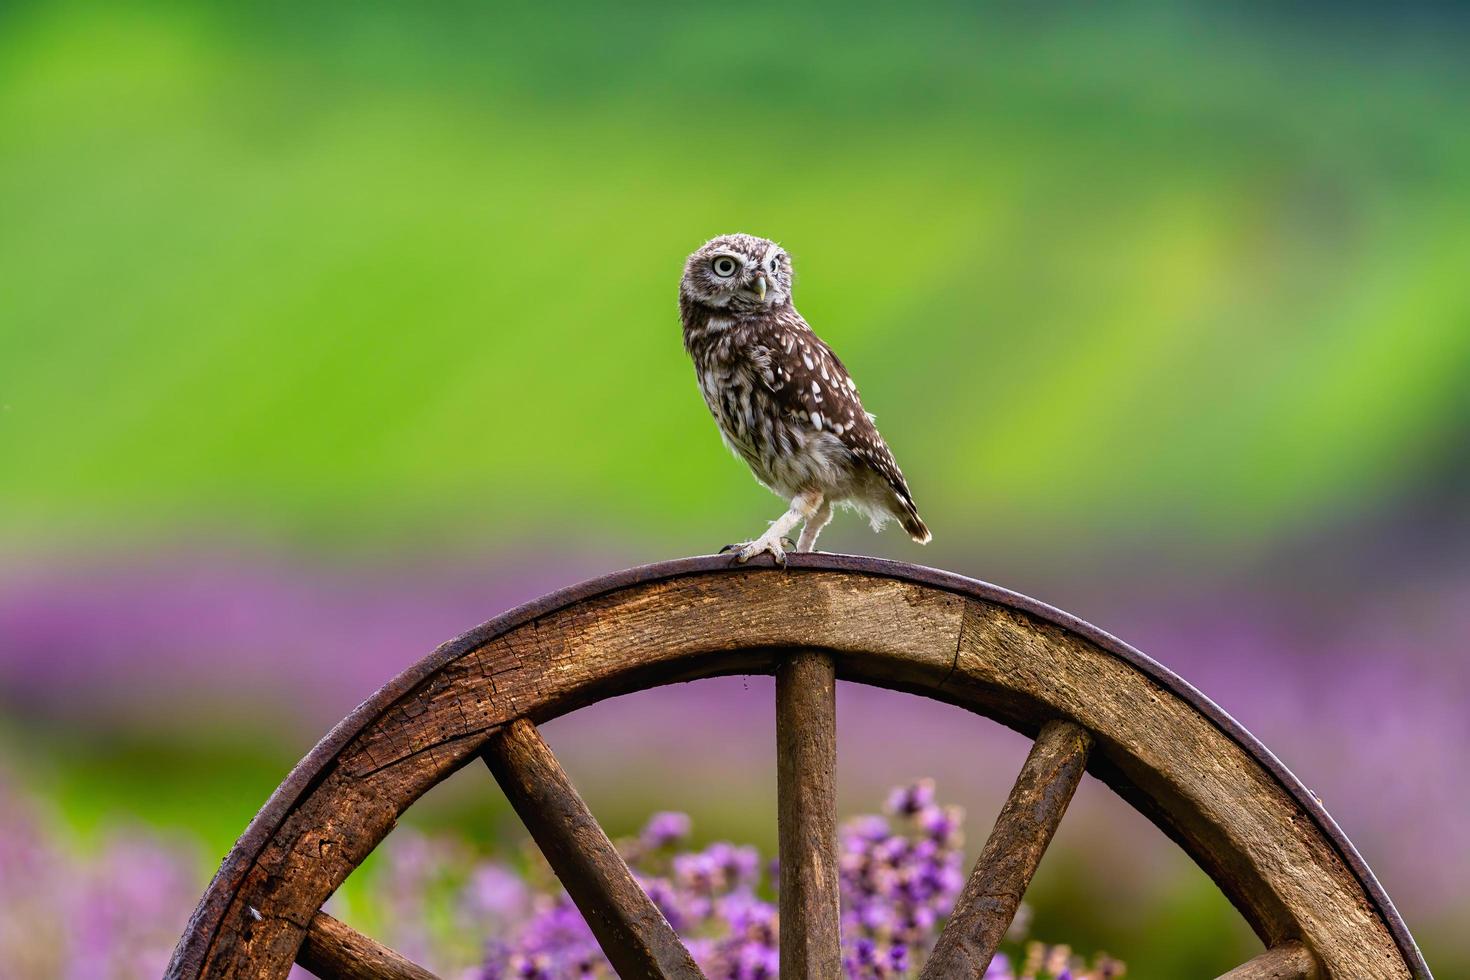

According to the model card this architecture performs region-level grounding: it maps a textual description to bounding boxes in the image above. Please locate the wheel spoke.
[1216,941,1321,979]
[295,911,441,980]
[921,720,1092,978]
[776,649,841,978]
[482,717,705,979]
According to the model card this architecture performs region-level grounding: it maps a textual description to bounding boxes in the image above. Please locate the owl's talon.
[720,532,789,566]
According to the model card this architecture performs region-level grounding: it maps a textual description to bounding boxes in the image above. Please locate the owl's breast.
[697,360,768,449]
[693,361,852,496]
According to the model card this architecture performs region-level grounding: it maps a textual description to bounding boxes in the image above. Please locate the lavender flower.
[884,779,937,817]
[838,782,968,974]
[641,812,693,850]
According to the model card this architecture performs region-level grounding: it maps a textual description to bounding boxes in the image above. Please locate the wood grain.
[483,718,704,980]
[341,571,961,779]
[295,912,440,980]
[776,650,841,979]
[922,720,1090,978]
[167,556,1428,980]
[1216,942,1322,979]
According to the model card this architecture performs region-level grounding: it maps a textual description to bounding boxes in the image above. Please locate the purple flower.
[889,942,910,972]
[465,864,531,921]
[641,811,692,850]
[706,842,761,888]
[716,890,776,936]
[636,875,690,933]
[916,804,964,847]
[884,780,936,817]
[844,815,892,845]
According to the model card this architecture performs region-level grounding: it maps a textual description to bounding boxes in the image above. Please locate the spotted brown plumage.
[680,233,930,564]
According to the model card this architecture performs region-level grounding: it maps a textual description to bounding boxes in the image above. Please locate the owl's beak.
[753,274,768,301]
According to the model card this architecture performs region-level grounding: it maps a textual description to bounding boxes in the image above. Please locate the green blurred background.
[2,0,1467,976]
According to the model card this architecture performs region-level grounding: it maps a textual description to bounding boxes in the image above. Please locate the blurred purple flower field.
[0,774,200,978]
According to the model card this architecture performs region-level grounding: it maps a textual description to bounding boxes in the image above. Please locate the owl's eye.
[712,256,738,278]
[768,255,780,273]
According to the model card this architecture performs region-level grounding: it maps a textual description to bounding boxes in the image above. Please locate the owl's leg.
[796,500,834,553]
[723,490,823,565]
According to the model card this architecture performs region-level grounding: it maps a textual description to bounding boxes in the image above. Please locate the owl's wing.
[755,312,920,514]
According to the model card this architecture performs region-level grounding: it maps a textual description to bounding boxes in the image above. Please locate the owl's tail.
[898,499,932,545]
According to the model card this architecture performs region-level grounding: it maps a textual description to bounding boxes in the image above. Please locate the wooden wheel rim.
[166,554,1431,979]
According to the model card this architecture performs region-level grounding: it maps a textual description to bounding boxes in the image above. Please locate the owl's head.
[680,233,792,313]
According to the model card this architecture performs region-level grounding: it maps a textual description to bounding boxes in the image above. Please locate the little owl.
[680,233,930,564]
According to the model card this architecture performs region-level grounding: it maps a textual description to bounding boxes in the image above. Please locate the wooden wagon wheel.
[166,555,1431,980]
